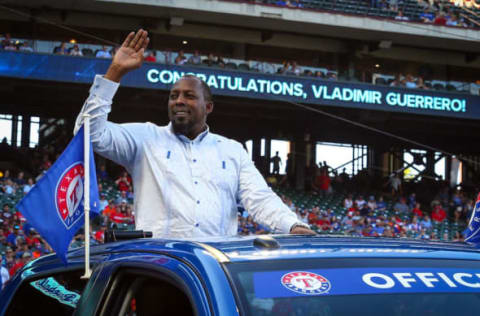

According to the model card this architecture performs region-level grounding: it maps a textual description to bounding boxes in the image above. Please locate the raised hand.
[105,29,150,82]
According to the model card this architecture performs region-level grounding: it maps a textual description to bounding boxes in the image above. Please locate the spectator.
[412,202,423,217]
[187,50,202,65]
[55,42,69,55]
[215,55,226,68]
[367,196,377,210]
[97,164,110,180]
[9,251,32,276]
[0,253,9,289]
[327,72,338,81]
[18,41,33,52]
[416,77,428,89]
[102,199,117,219]
[344,194,353,209]
[394,197,409,214]
[446,14,459,27]
[377,196,387,211]
[390,74,404,87]
[69,44,83,56]
[115,171,132,192]
[96,46,112,58]
[433,12,447,26]
[407,216,421,234]
[204,53,216,66]
[419,9,435,23]
[405,74,417,88]
[420,214,432,230]
[23,178,34,194]
[271,151,282,175]
[314,70,324,79]
[144,51,156,62]
[162,48,173,64]
[432,204,447,222]
[4,180,15,195]
[99,194,109,211]
[395,10,409,21]
[389,0,399,11]
[313,169,331,197]
[355,195,367,208]
[287,61,301,76]
[175,50,187,65]
[94,223,107,242]
[1,33,12,48]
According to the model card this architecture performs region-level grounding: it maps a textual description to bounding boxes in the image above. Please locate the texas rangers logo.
[281,271,331,295]
[55,162,85,229]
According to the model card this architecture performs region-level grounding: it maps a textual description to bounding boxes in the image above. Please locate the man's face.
[168,77,213,137]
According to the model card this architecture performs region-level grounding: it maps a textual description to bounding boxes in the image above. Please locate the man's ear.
[206,102,214,114]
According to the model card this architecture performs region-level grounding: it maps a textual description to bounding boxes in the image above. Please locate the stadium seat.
[225,62,237,70]
[82,48,94,57]
[237,63,250,71]
[375,77,387,85]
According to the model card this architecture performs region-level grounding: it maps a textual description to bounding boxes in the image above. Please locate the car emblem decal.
[281,271,331,295]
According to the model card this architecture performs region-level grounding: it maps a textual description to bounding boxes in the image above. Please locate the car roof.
[31,235,480,268]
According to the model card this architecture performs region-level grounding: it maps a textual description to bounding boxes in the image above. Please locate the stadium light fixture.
[375,64,380,68]
[182,40,188,45]
[378,40,392,49]
[69,39,77,44]
[170,17,184,26]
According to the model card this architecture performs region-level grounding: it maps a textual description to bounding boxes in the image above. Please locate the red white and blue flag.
[16,126,100,263]
[464,193,480,243]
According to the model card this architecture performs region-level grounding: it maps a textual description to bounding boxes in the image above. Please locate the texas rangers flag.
[17,126,100,263]
[464,193,480,243]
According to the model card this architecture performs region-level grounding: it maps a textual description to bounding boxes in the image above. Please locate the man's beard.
[171,117,192,136]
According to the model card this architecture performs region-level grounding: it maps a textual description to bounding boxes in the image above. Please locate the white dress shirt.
[74,75,302,238]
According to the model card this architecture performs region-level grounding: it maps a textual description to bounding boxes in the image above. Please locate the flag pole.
[81,114,92,279]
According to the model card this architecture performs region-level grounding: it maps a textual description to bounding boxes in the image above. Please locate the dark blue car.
[1,235,480,315]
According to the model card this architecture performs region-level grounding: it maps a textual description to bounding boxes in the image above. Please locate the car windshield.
[225,258,480,316]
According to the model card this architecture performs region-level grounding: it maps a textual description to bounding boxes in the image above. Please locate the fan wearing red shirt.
[411,202,423,217]
[115,171,132,192]
[432,205,446,223]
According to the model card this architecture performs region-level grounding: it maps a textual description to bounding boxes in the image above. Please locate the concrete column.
[265,138,271,174]
[252,137,261,169]
[21,116,31,148]
[11,115,18,147]
[294,134,306,191]
[232,43,246,59]
[425,150,435,178]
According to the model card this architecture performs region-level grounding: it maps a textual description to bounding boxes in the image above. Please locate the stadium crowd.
[0,142,474,289]
[239,0,476,28]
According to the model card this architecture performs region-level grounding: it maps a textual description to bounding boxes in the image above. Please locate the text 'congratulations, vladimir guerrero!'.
[146,69,467,113]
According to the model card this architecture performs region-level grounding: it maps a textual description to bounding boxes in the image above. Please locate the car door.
[74,252,212,316]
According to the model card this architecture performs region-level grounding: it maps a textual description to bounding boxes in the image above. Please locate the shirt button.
[193,159,197,163]
[195,223,199,227]
[194,181,198,185]
[197,200,200,204]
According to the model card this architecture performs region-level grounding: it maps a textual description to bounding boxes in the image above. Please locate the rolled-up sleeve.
[74,75,139,171]
[236,144,304,233]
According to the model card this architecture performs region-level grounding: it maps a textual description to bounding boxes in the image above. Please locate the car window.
[226,258,480,316]
[100,268,196,316]
[5,269,88,316]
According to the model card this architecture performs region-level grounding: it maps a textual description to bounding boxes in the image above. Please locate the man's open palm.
[105,29,149,82]
[114,29,149,71]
